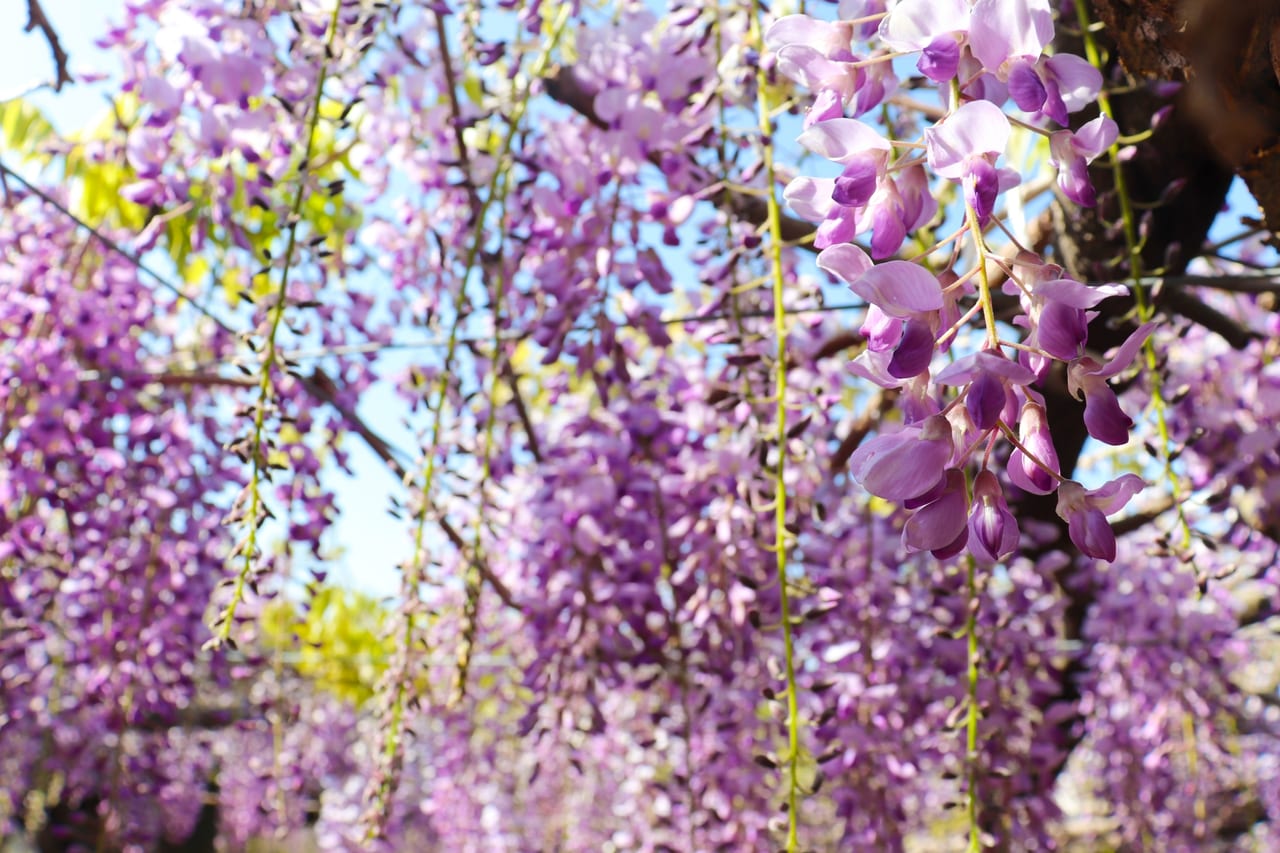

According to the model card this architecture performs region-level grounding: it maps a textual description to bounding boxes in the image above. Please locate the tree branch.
[301,368,519,611]
[543,65,817,244]
[23,0,73,91]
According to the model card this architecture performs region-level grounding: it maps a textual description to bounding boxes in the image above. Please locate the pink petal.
[817,243,873,284]
[1045,54,1104,115]
[968,0,1053,72]
[1036,277,1128,309]
[1093,321,1157,379]
[850,261,943,317]
[878,0,971,52]
[784,177,837,221]
[798,118,891,163]
[925,100,1010,178]
[1088,473,1146,515]
[766,15,853,56]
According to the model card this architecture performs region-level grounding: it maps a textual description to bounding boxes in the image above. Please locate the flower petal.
[1080,379,1133,446]
[925,100,1010,178]
[817,243,874,284]
[784,176,837,221]
[850,261,943,317]
[798,118,891,163]
[969,0,1053,72]
[904,469,969,552]
[878,0,971,51]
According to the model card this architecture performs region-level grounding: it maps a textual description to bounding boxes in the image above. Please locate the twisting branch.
[544,64,1268,352]
[24,0,72,91]
[543,65,818,245]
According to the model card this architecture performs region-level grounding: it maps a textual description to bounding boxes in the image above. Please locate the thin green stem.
[1075,2,1204,832]
[964,199,1001,351]
[749,3,802,848]
[1072,0,1192,550]
[374,2,572,823]
[964,554,982,852]
[212,2,342,648]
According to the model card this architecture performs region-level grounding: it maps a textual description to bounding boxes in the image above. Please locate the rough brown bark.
[1091,0,1280,238]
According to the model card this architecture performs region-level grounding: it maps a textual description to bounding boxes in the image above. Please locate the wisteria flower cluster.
[3,0,1279,850]
[774,1,1142,565]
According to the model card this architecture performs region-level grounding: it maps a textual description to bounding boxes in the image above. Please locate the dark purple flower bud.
[1009,401,1060,495]
[969,470,1018,563]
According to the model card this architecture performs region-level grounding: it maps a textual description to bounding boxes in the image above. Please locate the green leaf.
[0,98,57,161]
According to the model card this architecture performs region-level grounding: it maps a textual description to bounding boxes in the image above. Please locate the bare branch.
[300,368,520,611]
[23,0,73,91]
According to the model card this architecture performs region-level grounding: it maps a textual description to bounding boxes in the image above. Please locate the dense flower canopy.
[3,0,1280,850]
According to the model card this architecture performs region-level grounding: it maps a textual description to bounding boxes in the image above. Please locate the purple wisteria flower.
[786,151,936,255]
[936,349,1036,431]
[877,0,969,82]
[969,469,1019,562]
[1049,115,1119,207]
[1055,474,1146,560]
[925,100,1018,223]
[799,118,893,209]
[880,0,1054,82]
[1068,321,1156,446]
[967,0,1054,77]
[850,414,955,501]
[820,249,946,381]
[1005,258,1128,373]
[1008,54,1103,126]
[768,15,895,123]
